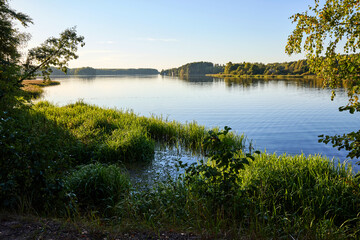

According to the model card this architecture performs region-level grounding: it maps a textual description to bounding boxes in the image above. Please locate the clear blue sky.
[11,0,313,70]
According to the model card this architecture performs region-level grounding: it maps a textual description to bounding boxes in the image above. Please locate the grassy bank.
[0,100,243,210]
[207,73,317,79]
[1,99,359,238]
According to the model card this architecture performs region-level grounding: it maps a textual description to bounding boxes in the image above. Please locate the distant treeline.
[222,60,312,76]
[160,62,224,76]
[50,67,159,76]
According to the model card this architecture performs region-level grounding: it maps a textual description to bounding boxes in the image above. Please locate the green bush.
[65,163,131,216]
[0,107,82,212]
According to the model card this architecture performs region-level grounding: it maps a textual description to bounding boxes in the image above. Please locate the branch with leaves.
[286,0,360,159]
[21,27,85,82]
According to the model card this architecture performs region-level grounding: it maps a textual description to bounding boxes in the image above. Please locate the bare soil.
[0,215,200,240]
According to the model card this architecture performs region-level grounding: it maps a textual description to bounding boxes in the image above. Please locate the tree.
[22,27,85,81]
[0,0,32,104]
[0,0,84,109]
[286,0,360,159]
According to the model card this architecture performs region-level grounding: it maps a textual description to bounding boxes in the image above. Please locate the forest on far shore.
[49,67,159,76]
[161,59,313,77]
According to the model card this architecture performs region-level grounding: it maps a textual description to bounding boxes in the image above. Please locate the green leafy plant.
[286,0,360,159]
[178,126,258,207]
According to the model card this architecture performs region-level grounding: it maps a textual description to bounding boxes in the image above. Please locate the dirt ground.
[0,215,200,240]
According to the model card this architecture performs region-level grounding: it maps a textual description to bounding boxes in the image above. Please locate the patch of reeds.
[33,101,245,163]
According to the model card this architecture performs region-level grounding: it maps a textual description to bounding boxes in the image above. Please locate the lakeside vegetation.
[21,79,60,99]
[2,99,360,238]
[1,0,360,238]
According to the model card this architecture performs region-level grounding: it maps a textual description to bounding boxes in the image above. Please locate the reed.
[33,101,245,163]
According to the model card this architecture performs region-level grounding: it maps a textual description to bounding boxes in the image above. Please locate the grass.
[1,94,360,238]
[130,153,360,239]
[33,101,245,163]
[22,79,61,87]
[65,163,131,216]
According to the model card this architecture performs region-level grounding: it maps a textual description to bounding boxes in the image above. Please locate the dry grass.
[21,80,60,98]
[22,79,60,87]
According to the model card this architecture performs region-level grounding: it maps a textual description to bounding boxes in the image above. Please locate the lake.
[40,75,360,174]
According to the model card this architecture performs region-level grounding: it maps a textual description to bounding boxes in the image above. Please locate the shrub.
[0,107,81,212]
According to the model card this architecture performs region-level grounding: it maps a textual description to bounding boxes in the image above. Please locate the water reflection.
[218,77,324,89]
[216,76,352,95]
[127,147,199,187]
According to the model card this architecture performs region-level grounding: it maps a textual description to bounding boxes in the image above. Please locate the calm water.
[41,75,360,172]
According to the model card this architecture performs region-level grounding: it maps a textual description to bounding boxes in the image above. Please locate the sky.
[11,0,314,70]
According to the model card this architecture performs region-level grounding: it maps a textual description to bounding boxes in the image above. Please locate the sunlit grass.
[132,153,360,238]
[1,100,359,238]
[33,101,245,163]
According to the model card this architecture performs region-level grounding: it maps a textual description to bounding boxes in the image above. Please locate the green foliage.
[65,163,130,216]
[22,27,85,81]
[1,100,359,237]
[0,0,32,110]
[0,0,84,113]
[34,101,155,163]
[319,131,360,159]
[134,153,360,238]
[286,0,360,159]
[0,100,237,214]
[178,127,254,208]
[73,67,96,75]
[161,62,224,76]
[34,101,242,163]
[95,68,159,75]
[241,153,360,238]
[0,106,82,211]
[222,60,311,76]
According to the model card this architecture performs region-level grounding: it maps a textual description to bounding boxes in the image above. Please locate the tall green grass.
[0,101,244,212]
[34,101,245,163]
[65,163,130,217]
[131,153,360,239]
[1,100,359,238]
[240,153,360,238]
